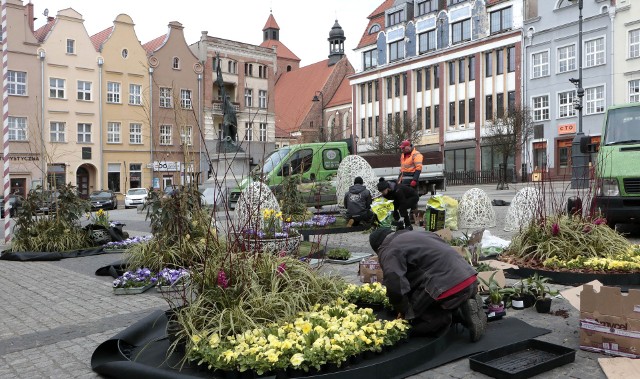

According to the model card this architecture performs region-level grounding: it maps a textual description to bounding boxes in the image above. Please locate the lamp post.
[312,91,324,142]
[570,0,588,189]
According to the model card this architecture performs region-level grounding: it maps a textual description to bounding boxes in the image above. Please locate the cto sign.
[153,161,181,172]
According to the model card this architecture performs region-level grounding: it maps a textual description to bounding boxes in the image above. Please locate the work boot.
[460,294,487,342]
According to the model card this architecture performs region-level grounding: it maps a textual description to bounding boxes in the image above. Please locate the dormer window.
[172,57,180,70]
[369,24,381,34]
[388,10,404,27]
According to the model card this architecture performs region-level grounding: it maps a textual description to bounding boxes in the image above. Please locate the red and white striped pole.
[2,0,12,244]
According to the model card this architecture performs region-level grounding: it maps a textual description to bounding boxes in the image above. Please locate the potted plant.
[327,248,351,261]
[529,273,559,313]
[156,268,190,292]
[500,279,535,310]
[478,272,504,313]
[112,268,157,295]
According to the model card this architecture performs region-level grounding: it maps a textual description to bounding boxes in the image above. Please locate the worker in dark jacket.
[343,177,375,226]
[377,178,419,230]
[369,227,487,341]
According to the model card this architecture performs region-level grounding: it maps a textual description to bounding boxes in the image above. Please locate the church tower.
[328,20,345,66]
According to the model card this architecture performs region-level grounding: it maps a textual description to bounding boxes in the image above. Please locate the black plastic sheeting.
[504,267,640,286]
[91,310,549,379]
[0,246,110,261]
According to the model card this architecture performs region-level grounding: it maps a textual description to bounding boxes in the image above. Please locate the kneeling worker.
[344,176,375,227]
[369,227,487,341]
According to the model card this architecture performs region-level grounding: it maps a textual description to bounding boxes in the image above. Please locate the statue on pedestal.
[215,52,242,152]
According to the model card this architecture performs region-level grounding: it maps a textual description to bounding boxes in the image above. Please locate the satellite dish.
[43,8,49,17]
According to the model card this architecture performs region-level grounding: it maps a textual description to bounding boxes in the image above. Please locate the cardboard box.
[476,270,506,293]
[580,285,640,358]
[434,228,453,242]
[358,256,384,283]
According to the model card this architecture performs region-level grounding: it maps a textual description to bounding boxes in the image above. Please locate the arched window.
[369,24,381,35]
[172,57,180,69]
[287,65,292,72]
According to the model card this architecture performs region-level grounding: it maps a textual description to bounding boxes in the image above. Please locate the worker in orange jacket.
[398,140,423,226]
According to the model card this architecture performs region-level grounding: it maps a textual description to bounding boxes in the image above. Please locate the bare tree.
[366,115,424,154]
[484,105,534,190]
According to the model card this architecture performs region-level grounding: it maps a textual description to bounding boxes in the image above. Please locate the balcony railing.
[211,100,240,114]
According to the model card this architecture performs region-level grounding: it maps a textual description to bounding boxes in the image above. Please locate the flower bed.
[156,268,189,292]
[112,268,156,295]
[290,215,338,229]
[343,283,392,310]
[104,235,152,252]
[188,299,408,375]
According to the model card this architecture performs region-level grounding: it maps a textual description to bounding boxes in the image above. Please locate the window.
[419,30,436,54]
[445,148,476,172]
[425,67,431,89]
[434,105,440,129]
[459,59,465,82]
[159,125,172,145]
[107,122,121,143]
[486,94,493,120]
[558,140,571,169]
[77,81,91,101]
[8,71,26,95]
[449,62,456,85]
[585,86,605,115]
[107,82,121,103]
[469,98,475,123]
[259,90,267,108]
[508,91,515,112]
[244,88,253,107]
[585,37,605,67]
[368,117,373,138]
[367,82,373,103]
[403,73,407,96]
[49,78,65,99]
[66,39,75,54]
[258,65,268,79]
[434,65,440,89]
[388,10,404,27]
[532,95,549,121]
[244,63,254,76]
[417,108,423,129]
[369,24,380,34]
[8,117,27,141]
[558,90,576,118]
[361,119,365,138]
[449,102,455,126]
[485,52,492,77]
[449,0,466,4]
[531,51,549,78]
[451,19,471,45]
[469,56,476,80]
[360,84,365,104]
[181,125,193,145]
[129,123,142,144]
[259,123,267,142]
[557,45,576,73]
[375,80,379,101]
[129,163,141,189]
[107,163,121,193]
[129,84,142,105]
[425,106,431,129]
[160,87,172,108]
[77,123,91,143]
[387,77,392,98]
[630,79,640,103]
[172,57,180,69]
[121,49,128,59]
[629,29,640,59]
[496,93,504,118]
[417,0,436,16]
[490,7,512,34]
[228,60,237,74]
[50,122,65,142]
[416,70,422,92]
[459,100,465,124]
[496,49,504,75]
[375,116,380,136]
[389,40,404,62]
[363,49,377,70]
[180,89,192,109]
[507,46,516,73]
[394,75,400,97]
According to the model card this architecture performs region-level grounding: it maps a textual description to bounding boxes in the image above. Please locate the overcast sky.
[38,0,382,71]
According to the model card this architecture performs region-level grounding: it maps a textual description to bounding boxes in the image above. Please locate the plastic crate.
[469,339,575,379]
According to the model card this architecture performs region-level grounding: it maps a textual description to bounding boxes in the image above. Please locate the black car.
[90,190,118,210]
[0,194,23,218]
[35,190,59,214]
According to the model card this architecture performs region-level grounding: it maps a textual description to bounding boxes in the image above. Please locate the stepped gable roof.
[90,26,113,51]
[259,39,300,61]
[356,0,393,49]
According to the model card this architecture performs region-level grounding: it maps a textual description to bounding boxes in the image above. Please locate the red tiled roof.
[356,0,393,49]
[260,39,300,62]
[143,34,167,54]
[274,59,337,138]
[325,77,351,108]
[34,19,55,42]
[90,26,113,51]
[262,13,280,31]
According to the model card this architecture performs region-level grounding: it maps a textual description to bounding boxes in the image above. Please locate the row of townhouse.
[350,0,639,181]
[4,0,277,198]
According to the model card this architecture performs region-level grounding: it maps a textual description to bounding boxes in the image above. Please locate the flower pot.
[156,283,187,293]
[511,296,526,310]
[535,298,552,313]
[488,303,504,313]
[113,283,154,295]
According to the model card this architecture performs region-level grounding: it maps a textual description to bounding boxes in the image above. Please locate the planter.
[103,248,127,254]
[113,283,154,295]
[239,234,301,255]
[535,298,552,313]
[156,283,187,293]
[511,295,535,310]
[488,303,505,313]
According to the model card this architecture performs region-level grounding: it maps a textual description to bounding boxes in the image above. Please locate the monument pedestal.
[205,152,252,197]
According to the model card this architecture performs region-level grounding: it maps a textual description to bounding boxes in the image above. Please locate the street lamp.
[569,0,589,189]
[312,91,324,141]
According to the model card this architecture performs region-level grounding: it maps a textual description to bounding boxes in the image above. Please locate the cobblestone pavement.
[1,181,634,378]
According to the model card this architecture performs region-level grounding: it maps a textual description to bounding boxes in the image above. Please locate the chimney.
[26,2,35,32]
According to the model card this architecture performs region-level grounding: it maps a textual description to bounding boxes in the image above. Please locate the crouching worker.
[344,176,376,227]
[369,227,487,341]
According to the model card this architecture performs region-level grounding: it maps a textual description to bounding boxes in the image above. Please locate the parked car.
[0,194,23,218]
[90,190,118,210]
[124,188,148,209]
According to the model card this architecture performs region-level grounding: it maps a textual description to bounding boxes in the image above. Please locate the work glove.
[410,180,417,187]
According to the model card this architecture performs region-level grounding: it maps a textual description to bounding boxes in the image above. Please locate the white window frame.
[451,18,471,45]
[180,125,193,146]
[8,70,26,96]
[531,94,550,121]
[244,122,253,141]
[557,44,576,74]
[259,122,267,142]
[129,123,143,144]
[77,123,92,143]
[558,90,577,119]
[258,90,267,109]
[8,116,27,141]
[531,50,550,79]
[628,79,639,103]
[107,82,121,103]
[160,87,172,108]
[172,57,180,70]
[244,88,253,107]
[180,89,192,109]
[77,80,92,101]
[159,124,172,145]
[129,84,142,105]
[50,121,66,142]
[585,85,605,115]
[107,122,121,143]
[584,36,605,68]
[630,28,640,59]
[66,39,75,54]
[50,78,65,99]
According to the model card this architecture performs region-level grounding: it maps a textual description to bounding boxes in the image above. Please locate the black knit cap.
[354,176,363,185]
[369,227,393,252]
[377,177,390,192]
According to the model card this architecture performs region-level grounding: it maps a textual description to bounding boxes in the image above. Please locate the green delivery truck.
[588,103,640,228]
